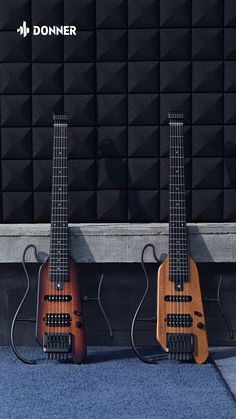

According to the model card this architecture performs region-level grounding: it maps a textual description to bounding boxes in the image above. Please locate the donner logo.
[17,21,77,37]
[17,21,30,38]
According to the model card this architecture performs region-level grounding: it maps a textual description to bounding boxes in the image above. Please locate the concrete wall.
[0,223,236,263]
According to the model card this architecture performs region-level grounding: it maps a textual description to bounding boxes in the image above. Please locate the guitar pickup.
[166,313,192,327]
[44,313,71,327]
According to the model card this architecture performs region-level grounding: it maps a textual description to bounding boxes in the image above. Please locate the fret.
[50,261,68,264]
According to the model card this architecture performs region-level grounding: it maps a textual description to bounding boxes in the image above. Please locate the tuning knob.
[76,321,82,328]
[197,322,204,329]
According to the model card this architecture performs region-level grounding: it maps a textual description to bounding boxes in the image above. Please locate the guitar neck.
[168,112,188,291]
[49,113,69,289]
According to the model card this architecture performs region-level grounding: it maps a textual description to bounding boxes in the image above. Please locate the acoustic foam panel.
[0,0,235,222]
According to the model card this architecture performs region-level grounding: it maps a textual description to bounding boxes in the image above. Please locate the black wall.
[1,0,236,222]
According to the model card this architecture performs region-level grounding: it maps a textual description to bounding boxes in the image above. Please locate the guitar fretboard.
[49,114,69,288]
[168,112,188,291]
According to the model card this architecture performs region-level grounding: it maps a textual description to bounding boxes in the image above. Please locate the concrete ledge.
[0,223,235,263]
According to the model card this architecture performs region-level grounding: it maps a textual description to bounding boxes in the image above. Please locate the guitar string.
[179,121,184,337]
[56,119,60,339]
[62,122,67,338]
[176,122,182,333]
[59,121,62,338]
[181,121,186,337]
[181,121,187,337]
[53,119,58,333]
[177,121,181,336]
[177,120,183,337]
[169,119,174,342]
[170,118,174,337]
[50,119,57,338]
[171,118,174,339]
[170,119,187,340]
[176,120,180,337]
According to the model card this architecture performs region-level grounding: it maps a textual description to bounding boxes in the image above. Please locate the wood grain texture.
[156,256,209,364]
[36,258,86,364]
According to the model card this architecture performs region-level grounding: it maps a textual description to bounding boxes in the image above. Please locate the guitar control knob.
[76,321,82,328]
[197,322,204,329]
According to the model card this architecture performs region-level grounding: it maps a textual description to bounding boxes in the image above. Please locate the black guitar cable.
[10,244,46,365]
[130,244,167,364]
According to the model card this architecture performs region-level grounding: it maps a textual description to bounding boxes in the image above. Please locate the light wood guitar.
[156,112,208,364]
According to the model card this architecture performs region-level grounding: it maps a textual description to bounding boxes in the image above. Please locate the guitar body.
[36,257,86,364]
[156,256,208,364]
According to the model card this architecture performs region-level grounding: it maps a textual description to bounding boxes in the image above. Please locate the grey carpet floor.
[0,347,235,419]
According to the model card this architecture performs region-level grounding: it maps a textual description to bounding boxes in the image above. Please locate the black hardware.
[166,314,192,328]
[43,332,72,360]
[166,333,194,361]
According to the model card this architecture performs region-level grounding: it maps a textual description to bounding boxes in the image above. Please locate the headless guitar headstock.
[53,112,69,123]
[168,111,183,123]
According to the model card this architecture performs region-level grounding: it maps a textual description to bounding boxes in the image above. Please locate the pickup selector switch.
[194,311,202,317]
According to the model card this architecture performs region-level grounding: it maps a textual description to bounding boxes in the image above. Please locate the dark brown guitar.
[156,112,208,364]
[36,113,86,363]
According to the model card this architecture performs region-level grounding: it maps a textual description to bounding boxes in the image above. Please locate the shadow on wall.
[69,227,95,262]
[188,225,214,263]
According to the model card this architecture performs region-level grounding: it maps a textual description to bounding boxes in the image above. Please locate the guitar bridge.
[43,333,72,360]
[166,333,194,361]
